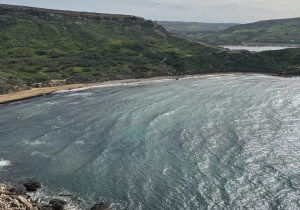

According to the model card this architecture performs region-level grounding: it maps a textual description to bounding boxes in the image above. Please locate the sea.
[221,46,295,52]
[0,74,299,209]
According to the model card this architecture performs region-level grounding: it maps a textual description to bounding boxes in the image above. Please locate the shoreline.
[0,72,284,104]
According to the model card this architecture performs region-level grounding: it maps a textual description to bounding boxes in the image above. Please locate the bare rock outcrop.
[0,182,114,210]
[0,183,38,210]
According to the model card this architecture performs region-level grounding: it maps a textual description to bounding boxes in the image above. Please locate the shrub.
[124,42,145,51]
[83,68,91,72]
[50,51,67,58]
[141,36,157,46]
[76,58,93,67]
[36,50,47,55]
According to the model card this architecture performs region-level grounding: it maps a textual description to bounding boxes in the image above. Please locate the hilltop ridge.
[0,3,145,20]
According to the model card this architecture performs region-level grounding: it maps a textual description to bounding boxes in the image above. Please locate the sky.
[0,0,299,23]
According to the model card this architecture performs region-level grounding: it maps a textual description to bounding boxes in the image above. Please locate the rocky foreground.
[0,182,114,210]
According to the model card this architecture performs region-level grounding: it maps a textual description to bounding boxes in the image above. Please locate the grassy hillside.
[0,4,300,94]
[0,4,218,94]
[158,21,239,40]
[193,17,300,45]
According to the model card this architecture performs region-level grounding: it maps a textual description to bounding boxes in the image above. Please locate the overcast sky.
[1,0,299,23]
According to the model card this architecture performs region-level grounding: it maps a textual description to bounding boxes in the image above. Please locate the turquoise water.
[0,74,300,209]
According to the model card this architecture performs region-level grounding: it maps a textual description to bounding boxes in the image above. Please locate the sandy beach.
[0,73,275,104]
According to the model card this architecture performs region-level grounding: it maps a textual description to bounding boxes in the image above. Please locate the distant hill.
[193,17,300,45]
[0,4,300,94]
[158,21,239,40]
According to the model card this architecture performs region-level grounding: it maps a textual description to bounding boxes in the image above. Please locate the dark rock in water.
[91,202,114,210]
[49,199,67,206]
[52,201,64,210]
[23,181,41,191]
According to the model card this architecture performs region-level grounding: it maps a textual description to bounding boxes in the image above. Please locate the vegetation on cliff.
[0,4,300,94]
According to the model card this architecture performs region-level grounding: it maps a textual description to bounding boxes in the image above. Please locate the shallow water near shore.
[0,74,300,209]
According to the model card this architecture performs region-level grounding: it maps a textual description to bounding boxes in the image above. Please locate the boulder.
[0,200,7,209]
[16,195,34,210]
[5,185,15,192]
[0,183,6,191]
[15,187,24,195]
[23,181,41,192]
[91,202,114,210]
[52,202,64,210]
[0,194,11,201]
[11,198,20,208]
[3,185,23,195]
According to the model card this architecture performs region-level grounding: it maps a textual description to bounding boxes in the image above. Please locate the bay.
[0,74,299,209]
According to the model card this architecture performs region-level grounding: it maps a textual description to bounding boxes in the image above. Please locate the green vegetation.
[0,4,300,94]
[0,4,216,93]
[184,18,300,45]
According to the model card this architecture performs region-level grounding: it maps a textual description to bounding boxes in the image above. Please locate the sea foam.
[0,159,11,168]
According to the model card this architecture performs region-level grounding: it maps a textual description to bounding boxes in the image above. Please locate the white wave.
[29,140,45,146]
[0,159,11,168]
[75,140,85,144]
[53,83,126,93]
[53,79,174,94]
[92,83,128,88]
[16,139,46,146]
[31,151,49,158]
[67,92,94,97]
[54,87,93,94]
[163,167,168,175]
[45,101,59,105]
[27,188,80,210]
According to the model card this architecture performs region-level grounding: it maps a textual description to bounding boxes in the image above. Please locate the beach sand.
[0,73,274,104]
